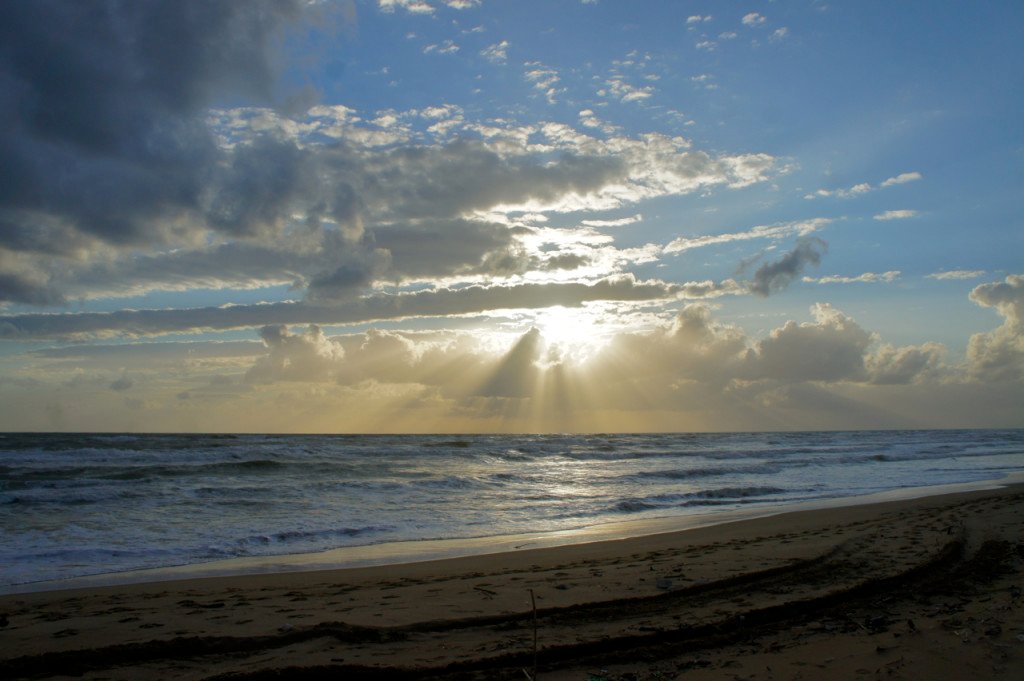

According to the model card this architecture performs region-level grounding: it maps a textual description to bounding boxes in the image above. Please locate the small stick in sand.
[522,588,538,680]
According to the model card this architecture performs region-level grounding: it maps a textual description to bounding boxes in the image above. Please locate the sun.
[531,306,610,363]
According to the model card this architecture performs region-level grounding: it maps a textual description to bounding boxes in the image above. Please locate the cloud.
[744,304,872,382]
[742,13,766,27]
[804,171,921,200]
[379,0,435,14]
[665,218,830,254]
[541,253,591,271]
[2,105,776,306]
[12,295,997,432]
[803,271,900,285]
[581,214,643,228]
[0,2,780,319]
[927,270,986,280]
[109,374,134,391]
[805,183,870,200]
[246,324,345,383]
[0,2,376,305]
[32,341,264,376]
[476,327,542,398]
[0,0,308,251]
[480,40,509,64]
[866,343,944,384]
[524,63,563,103]
[687,15,712,24]
[881,171,923,187]
[691,74,718,90]
[967,274,1024,382]
[601,78,655,103]
[0,275,687,340]
[424,40,460,55]
[589,301,944,402]
[771,27,789,41]
[593,304,747,388]
[746,238,828,297]
[874,210,919,221]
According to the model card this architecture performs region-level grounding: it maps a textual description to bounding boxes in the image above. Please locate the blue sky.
[0,1,1021,432]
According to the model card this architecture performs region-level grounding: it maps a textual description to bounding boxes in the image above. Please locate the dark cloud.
[306,249,393,302]
[0,0,306,244]
[369,218,516,280]
[746,237,827,297]
[109,375,133,391]
[0,276,683,339]
[0,271,64,306]
[476,328,542,398]
[0,1,324,305]
[0,2,783,313]
[542,253,591,271]
[373,141,628,221]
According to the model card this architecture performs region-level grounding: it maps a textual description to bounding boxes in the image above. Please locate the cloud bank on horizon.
[0,0,1021,432]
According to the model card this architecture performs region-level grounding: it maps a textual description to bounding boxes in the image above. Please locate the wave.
[628,463,783,481]
[235,524,392,548]
[2,429,1021,588]
[609,486,790,515]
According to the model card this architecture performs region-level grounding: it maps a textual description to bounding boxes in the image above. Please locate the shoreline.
[2,479,1022,680]
[7,473,1021,596]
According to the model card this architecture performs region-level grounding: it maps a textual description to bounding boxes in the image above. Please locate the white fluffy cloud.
[480,40,509,63]
[874,209,919,221]
[601,78,655,103]
[866,343,944,385]
[744,303,873,382]
[13,280,1017,432]
[805,171,921,200]
[967,274,1024,382]
[246,324,345,383]
[665,218,829,253]
[803,271,900,285]
[378,0,438,14]
[881,171,923,187]
[927,270,986,280]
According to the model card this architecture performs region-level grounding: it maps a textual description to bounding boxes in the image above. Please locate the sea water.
[1,430,1022,588]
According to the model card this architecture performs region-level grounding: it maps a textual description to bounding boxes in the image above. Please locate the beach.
[1,483,1022,680]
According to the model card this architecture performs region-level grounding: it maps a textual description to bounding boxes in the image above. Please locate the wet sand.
[2,483,1022,680]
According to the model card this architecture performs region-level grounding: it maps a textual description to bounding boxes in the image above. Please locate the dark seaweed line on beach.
[209,538,1020,681]
[0,534,859,678]
[0,536,850,679]
[6,534,1020,681]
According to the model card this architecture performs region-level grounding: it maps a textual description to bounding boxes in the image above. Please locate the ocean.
[2,429,1022,589]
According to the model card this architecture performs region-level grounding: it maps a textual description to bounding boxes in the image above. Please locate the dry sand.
[1,483,1022,680]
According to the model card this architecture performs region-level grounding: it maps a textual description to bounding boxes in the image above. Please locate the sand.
[1,483,1022,680]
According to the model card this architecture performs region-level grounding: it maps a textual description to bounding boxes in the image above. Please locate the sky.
[0,0,1021,433]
